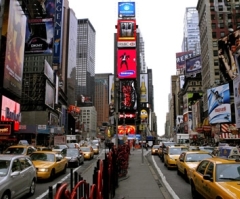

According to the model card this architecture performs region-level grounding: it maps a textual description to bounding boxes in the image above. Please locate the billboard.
[1,95,21,131]
[117,19,137,47]
[185,55,202,77]
[140,74,148,103]
[119,80,137,111]
[233,75,240,128]
[183,92,203,114]
[180,75,185,89]
[176,51,194,70]
[118,125,136,135]
[117,49,137,79]
[207,83,231,124]
[53,0,64,66]
[44,59,54,83]
[2,0,26,98]
[24,0,55,54]
[218,32,239,81]
[45,81,55,109]
[118,2,135,18]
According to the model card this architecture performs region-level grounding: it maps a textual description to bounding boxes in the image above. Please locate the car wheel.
[184,170,189,183]
[1,191,10,199]
[28,179,36,196]
[191,182,199,199]
[50,169,55,181]
[177,167,180,175]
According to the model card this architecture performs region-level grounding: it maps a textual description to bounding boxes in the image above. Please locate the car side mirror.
[180,158,184,162]
[203,174,212,181]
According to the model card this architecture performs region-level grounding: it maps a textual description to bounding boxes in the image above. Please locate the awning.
[219,132,240,139]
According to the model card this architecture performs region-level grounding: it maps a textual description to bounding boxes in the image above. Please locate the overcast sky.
[68,0,198,136]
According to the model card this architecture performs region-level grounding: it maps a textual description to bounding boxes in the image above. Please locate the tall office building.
[138,29,147,74]
[197,0,240,115]
[76,19,96,105]
[182,7,200,56]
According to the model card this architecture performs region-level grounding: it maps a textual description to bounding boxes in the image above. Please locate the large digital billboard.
[119,80,137,111]
[118,2,135,18]
[2,0,26,98]
[176,51,194,70]
[185,55,202,77]
[1,95,21,131]
[24,0,55,54]
[207,83,231,124]
[117,49,137,79]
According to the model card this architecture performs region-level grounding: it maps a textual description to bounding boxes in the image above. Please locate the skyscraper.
[76,19,96,106]
[182,7,200,56]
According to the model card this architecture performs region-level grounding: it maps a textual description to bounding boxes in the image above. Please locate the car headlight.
[38,168,49,172]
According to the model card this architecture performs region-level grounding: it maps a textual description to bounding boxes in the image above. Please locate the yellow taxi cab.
[190,155,240,199]
[151,145,160,155]
[30,151,68,180]
[92,145,99,155]
[163,145,188,169]
[3,144,37,156]
[80,146,94,160]
[176,150,213,182]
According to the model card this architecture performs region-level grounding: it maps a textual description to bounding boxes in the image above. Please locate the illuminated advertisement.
[117,19,136,47]
[185,55,202,77]
[53,0,63,65]
[1,96,21,131]
[140,74,148,103]
[118,125,136,135]
[119,80,137,111]
[0,123,12,136]
[117,49,137,79]
[2,0,26,98]
[24,0,55,54]
[118,2,135,18]
[233,75,240,128]
[176,51,194,70]
[207,83,231,124]
[45,81,55,109]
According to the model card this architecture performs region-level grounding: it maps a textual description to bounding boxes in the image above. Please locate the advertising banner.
[183,92,203,114]
[185,55,202,77]
[176,51,194,70]
[233,75,240,128]
[118,2,135,18]
[180,75,185,89]
[1,96,21,131]
[117,49,137,79]
[218,32,239,81]
[119,80,137,111]
[140,74,148,103]
[24,0,55,54]
[207,83,231,124]
[2,0,26,98]
[117,125,136,135]
[117,19,137,46]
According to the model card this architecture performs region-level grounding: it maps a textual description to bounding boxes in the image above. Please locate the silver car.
[0,155,37,199]
[65,148,84,167]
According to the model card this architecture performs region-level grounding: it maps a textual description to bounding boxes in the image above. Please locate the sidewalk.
[114,148,173,199]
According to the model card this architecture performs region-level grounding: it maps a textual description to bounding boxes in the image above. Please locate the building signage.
[185,55,202,77]
[117,19,137,42]
[53,0,63,66]
[117,41,136,48]
[118,2,135,18]
[176,51,194,70]
[1,96,21,131]
[207,83,231,124]
[0,124,12,135]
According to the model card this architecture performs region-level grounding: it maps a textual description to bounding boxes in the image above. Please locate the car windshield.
[169,148,187,155]
[66,149,79,157]
[186,153,212,162]
[3,147,26,155]
[30,153,55,162]
[80,147,91,152]
[0,160,10,176]
[53,145,67,149]
[152,145,160,149]
[216,164,240,182]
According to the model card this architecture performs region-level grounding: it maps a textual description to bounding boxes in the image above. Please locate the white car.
[0,154,37,199]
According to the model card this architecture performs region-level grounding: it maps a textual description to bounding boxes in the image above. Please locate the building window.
[212,23,216,29]
[210,6,215,11]
[213,50,218,56]
[212,32,217,38]
[219,23,224,29]
[211,14,216,20]
[218,5,223,12]
[213,41,218,47]
[220,32,225,37]
[214,59,219,66]
[228,13,232,19]
[215,70,220,76]
[218,14,223,19]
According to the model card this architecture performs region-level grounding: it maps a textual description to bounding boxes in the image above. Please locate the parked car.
[65,148,84,167]
[0,154,37,199]
[2,145,37,156]
[190,156,240,199]
[176,150,213,182]
[30,151,68,180]
[80,146,94,160]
